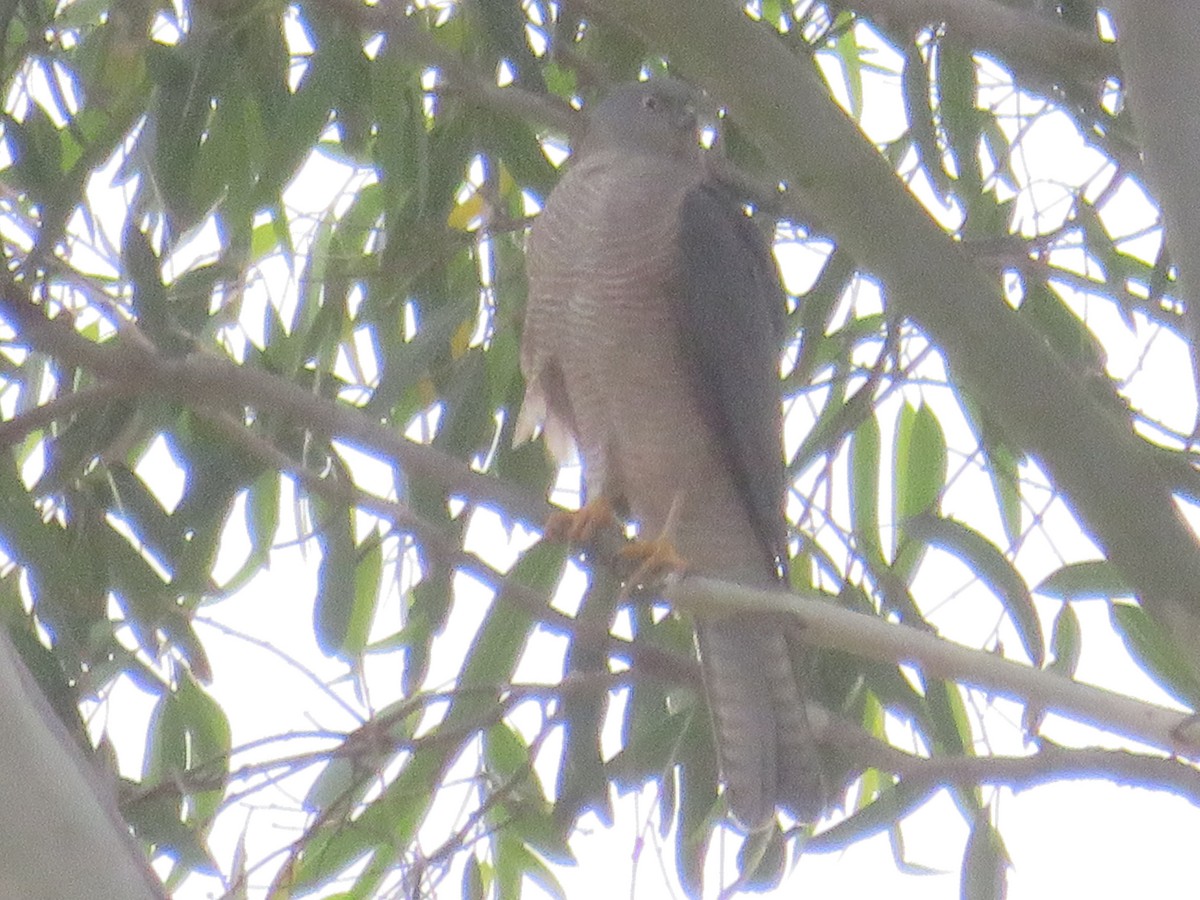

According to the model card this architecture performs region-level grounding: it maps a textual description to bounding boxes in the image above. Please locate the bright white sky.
[18,6,1198,899]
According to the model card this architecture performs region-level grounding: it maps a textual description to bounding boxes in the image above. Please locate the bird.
[516,77,822,831]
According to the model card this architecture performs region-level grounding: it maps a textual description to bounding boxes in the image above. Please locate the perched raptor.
[517,78,821,829]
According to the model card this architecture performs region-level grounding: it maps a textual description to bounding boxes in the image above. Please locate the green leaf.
[554,569,620,828]
[905,514,1043,666]
[313,497,359,659]
[900,43,950,198]
[850,413,884,566]
[140,673,230,870]
[5,621,90,747]
[1048,602,1081,678]
[808,778,936,852]
[123,782,217,876]
[737,823,787,892]
[397,570,452,695]
[365,296,475,419]
[1036,560,1131,600]
[6,104,62,196]
[1110,601,1200,706]
[543,61,577,99]
[980,435,1022,547]
[145,675,229,781]
[832,24,865,119]
[894,402,947,526]
[925,677,974,762]
[937,44,982,196]
[346,531,384,658]
[787,248,857,391]
[484,719,532,782]
[303,754,358,816]
[220,469,280,595]
[607,700,690,791]
[176,675,231,815]
[1020,279,1107,375]
[961,809,1009,900]
[676,729,717,899]
[893,402,947,578]
[463,855,486,900]
[492,832,566,900]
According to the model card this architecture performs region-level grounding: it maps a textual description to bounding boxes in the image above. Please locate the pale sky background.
[16,5,1199,898]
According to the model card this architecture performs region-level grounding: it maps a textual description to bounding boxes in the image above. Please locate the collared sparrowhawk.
[516,78,822,830]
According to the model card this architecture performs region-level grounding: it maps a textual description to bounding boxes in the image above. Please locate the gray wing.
[677,182,826,829]
[677,181,788,574]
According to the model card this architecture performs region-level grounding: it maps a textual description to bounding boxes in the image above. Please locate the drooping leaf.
[893,401,947,579]
[1036,560,1132,601]
[905,514,1043,666]
[1049,602,1081,678]
[894,401,947,527]
[961,808,1010,900]
[312,495,359,659]
[808,778,937,852]
[1110,601,1200,706]
[850,412,885,567]
[554,567,620,829]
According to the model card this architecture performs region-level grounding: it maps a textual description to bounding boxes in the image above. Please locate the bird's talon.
[544,497,617,545]
[621,536,688,586]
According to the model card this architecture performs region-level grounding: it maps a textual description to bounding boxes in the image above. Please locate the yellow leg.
[620,493,688,586]
[544,496,618,545]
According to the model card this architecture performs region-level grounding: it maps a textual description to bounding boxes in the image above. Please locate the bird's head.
[581,78,701,161]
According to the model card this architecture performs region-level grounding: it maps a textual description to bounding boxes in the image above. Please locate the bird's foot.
[620,492,688,587]
[544,496,618,545]
[620,535,688,588]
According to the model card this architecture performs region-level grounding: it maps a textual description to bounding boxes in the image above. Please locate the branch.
[668,575,1200,760]
[817,714,1200,804]
[1110,3,1200,381]
[0,629,165,898]
[844,0,1117,81]
[909,745,1200,802]
[0,381,136,445]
